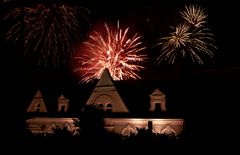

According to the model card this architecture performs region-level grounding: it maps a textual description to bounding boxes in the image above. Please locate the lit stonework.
[104,118,184,135]
[121,124,136,136]
[26,117,78,134]
[26,90,47,112]
[95,94,112,112]
[26,68,184,136]
[57,94,69,112]
[149,89,167,112]
[161,125,177,135]
[85,68,129,112]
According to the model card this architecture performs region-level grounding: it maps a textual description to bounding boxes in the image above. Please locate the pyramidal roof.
[35,90,43,98]
[58,94,68,100]
[96,68,114,87]
[151,88,165,96]
[85,68,129,112]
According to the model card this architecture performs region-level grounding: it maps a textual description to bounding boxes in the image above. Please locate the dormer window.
[149,89,167,112]
[95,95,112,112]
[60,105,65,113]
[98,104,104,110]
[57,95,69,112]
[35,103,40,112]
[106,104,112,113]
[27,90,47,112]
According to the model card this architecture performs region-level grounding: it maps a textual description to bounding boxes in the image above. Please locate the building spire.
[96,68,114,87]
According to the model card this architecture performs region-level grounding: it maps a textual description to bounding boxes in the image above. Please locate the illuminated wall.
[26,117,77,134]
[26,69,184,136]
[104,118,184,136]
[26,117,184,136]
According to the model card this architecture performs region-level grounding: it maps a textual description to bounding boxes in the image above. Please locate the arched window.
[95,95,112,112]
[121,124,136,136]
[161,125,177,135]
[98,104,104,110]
[60,105,65,112]
[154,103,161,112]
[106,104,112,113]
[35,103,40,112]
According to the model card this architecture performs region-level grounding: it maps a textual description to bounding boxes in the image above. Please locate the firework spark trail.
[156,24,192,64]
[180,4,207,27]
[155,4,217,65]
[74,22,147,83]
[4,3,90,66]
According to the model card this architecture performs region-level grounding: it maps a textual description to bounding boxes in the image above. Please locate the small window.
[98,104,104,109]
[35,103,40,112]
[106,104,112,113]
[60,105,65,112]
[155,103,161,112]
[106,104,112,108]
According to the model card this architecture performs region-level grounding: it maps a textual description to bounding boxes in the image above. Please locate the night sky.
[1,0,240,148]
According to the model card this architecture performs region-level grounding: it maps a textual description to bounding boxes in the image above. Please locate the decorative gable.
[161,125,177,135]
[149,88,167,112]
[57,94,69,112]
[85,68,129,112]
[121,124,136,136]
[27,90,47,112]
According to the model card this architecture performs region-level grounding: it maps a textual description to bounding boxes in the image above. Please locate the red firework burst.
[74,22,147,83]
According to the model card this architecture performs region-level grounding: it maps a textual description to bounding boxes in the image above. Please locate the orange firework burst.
[74,22,147,83]
[4,3,90,66]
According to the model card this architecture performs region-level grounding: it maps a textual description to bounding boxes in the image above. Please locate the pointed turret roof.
[96,68,114,87]
[35,90,43,98]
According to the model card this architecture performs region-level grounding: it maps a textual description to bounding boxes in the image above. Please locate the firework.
[155,4,217,65]
[180,5,207,27]
[4,3,90,66]
[155,24,192,64]
[74,22,147,83]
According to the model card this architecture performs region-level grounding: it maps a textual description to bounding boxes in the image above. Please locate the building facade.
[26,69,184,136]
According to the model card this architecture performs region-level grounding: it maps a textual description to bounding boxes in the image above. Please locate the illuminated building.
[26,69,184,136]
